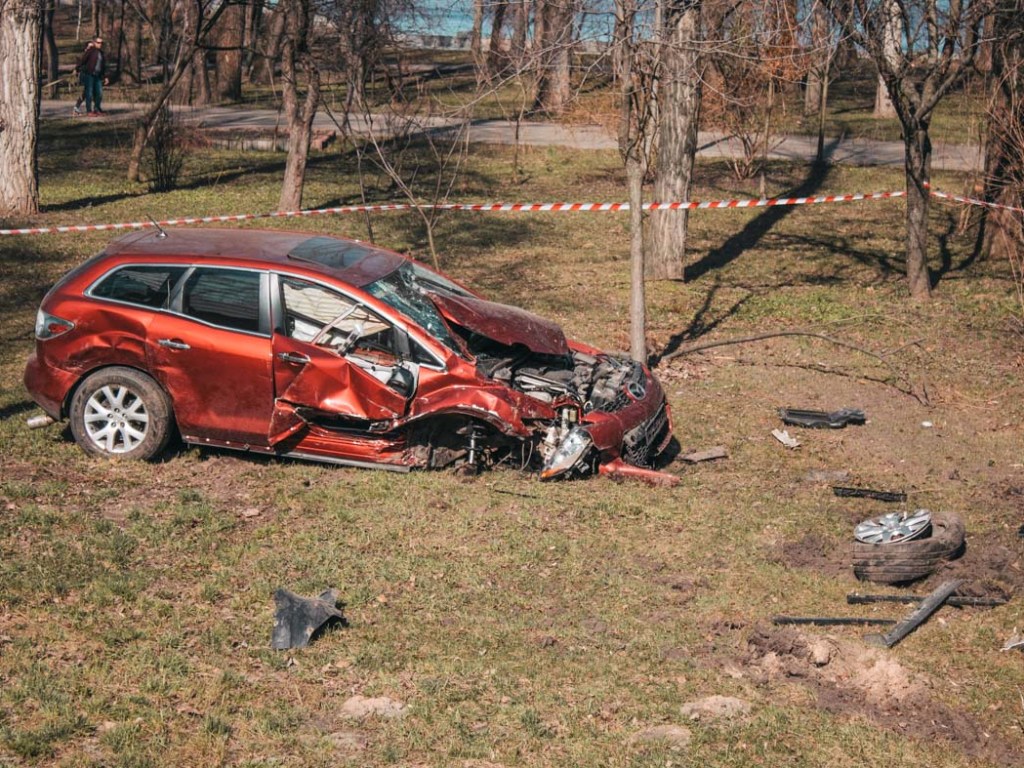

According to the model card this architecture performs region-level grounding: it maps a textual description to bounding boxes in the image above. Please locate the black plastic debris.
[833,486,906,503]
[271,588,346,650]
[778,407,866,429]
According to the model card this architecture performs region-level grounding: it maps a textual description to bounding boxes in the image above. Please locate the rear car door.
[147,266,275,446]
[269,275,415,444]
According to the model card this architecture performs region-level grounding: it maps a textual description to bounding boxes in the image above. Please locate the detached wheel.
[852,512,966,584]
[70,367,173,460]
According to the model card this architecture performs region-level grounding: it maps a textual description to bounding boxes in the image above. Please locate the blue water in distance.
[396,0,622,42]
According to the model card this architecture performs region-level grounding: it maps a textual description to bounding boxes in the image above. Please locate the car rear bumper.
[24,351,76,419]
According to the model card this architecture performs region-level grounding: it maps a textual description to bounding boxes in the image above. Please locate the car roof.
[104,228,407,287]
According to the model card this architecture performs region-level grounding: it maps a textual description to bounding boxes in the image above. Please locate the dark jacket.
[79,47,105,78]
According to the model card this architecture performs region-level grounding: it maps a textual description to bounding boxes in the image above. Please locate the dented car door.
[269,275,414,444]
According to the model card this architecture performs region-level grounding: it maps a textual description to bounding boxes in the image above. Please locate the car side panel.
[147,313,274,445]
[24,299,152,415]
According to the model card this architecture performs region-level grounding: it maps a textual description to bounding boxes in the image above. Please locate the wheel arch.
[62,363,177,431]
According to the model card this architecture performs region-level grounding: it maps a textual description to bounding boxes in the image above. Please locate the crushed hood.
[428,292,570,356]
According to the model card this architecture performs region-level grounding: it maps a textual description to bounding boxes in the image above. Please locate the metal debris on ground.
[1001,628,1024,652]
[778,407,866,429]
[772,616,896,627]
[832,486,907,503]
[863,579,964,648]
[271,588,346,650]
[681,445,729,463]
[771,429,800,449]
[848,592,1008,608]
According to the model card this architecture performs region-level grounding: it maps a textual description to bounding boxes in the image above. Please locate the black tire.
[69,367,173,461]
[852,512,966,584]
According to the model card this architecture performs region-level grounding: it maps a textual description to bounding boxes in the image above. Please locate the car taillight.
[35,309,75,340]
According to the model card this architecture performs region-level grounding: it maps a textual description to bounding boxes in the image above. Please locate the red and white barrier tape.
[0,187,1017,237]
[927,187,1024,215]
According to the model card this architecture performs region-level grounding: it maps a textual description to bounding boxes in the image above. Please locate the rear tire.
[69,367,173,461]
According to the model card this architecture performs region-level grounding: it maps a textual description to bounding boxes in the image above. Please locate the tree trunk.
[873,0,901,118]
[192,47,212,105]
[511,0,529,60]
[804,2,829,116]
[628,156,647,362]
[243,0,265,80]
[471,0,485,82]
[216,1,245,101]
[277,0,320,212]
[648,0,701,281]
[42,1,58,84]
[487,0,509,76]
[0,0,41,216]
[534,0,574,114]
[904,124,933,299]
[980,0,1024,262]
[874,71,897,118]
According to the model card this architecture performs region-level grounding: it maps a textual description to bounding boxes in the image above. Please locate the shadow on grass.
[684,158,834,282]
[650,277,753,366]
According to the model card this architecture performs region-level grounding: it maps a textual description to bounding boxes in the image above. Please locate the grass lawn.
[1,120,1022,767]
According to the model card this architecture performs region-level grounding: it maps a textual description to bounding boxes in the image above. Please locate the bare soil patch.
[742,624,1022,766]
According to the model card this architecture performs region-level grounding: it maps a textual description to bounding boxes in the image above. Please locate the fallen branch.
[662,330,888,363]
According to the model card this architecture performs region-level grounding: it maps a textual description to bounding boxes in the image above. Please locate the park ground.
[0,115,1023,767]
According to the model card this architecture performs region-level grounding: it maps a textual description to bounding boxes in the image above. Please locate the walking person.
[78,37,109,116]
[72,40,95,116]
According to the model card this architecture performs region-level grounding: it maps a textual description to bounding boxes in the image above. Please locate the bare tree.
[829,0,996,299]
[648,0,703,281]
[0,0,41,216]
[980,0,1024,271]
[277,0,320,211]
[127,0,228,182]
[614,0,658,362]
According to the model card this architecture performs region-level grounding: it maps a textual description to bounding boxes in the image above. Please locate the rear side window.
[182,268,262,333]
[92,265,187,309]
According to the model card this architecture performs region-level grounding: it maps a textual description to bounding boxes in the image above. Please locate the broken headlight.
[540,427,594,480]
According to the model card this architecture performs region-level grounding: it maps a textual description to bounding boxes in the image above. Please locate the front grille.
[622,401,670,467]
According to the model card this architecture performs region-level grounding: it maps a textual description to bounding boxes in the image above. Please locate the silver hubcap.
[854,509,932,544]
[83,385,149,454]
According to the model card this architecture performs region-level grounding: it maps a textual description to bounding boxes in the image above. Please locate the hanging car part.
[863,579,964,648]
[778,407,866,429]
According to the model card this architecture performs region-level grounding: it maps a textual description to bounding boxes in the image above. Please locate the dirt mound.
[927,530,1024,593]
[769,533,849,578]
[741,624,1020,765]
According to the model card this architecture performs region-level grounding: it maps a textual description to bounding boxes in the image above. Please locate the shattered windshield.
[365,261,470,353]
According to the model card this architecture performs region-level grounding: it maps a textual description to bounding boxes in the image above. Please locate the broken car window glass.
[365,262,465,353]
[281,277,392,354]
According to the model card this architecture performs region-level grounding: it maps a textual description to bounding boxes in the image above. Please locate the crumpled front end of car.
[524,351,673,481]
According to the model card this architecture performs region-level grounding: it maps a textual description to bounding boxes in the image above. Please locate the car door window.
[182,268,263,334]
[280,277,394,362]
[91,265,187,309]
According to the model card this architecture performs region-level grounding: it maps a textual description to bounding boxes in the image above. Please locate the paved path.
[42,100,983,172]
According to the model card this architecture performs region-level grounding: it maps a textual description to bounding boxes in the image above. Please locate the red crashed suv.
[25,229,673,481]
